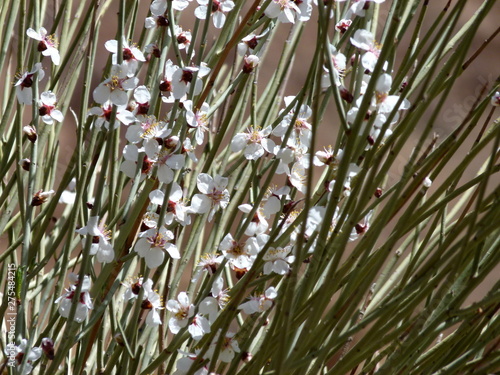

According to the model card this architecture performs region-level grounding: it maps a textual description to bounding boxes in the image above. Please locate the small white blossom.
[142,284,164,326]
[194,0,235,29]
[231,125,275,160]
[184,100,210,144]
[134,226,180,268]
[265,0,311,23]
[5,339,42,375]
[14,63,44,105]
[205,330,240,363]
[350,29,381,72]
[238,287,277,314]
[93,63,139,106]
[189,174,230,221]
[171,64,210,100]
[88,101,136,130]
[104,37,145,76]
[263,247,295,275]
[38,91,64,125]
[75,216,115,263]
[55,274,93,323]
[27,27,60,65]
[167,292,194,334]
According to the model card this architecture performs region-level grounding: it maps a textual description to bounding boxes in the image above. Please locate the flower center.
[159,80,172,92]
[181,69,194,83]
[148,231,168,248]
[107,76,122,91]
[157,15,169,27]
[123,48,133,61]
[212,1,221,12]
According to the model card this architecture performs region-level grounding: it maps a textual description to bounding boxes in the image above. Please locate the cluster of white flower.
[47,0,417,371]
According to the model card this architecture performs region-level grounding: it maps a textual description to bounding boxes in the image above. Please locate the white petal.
[105,39,118,53]
[197,173,213,194]
[145,247,165,268]
[165,243,180,259]
[149,189,165,205]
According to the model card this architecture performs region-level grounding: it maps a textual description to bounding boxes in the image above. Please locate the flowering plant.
[1,1,499,374]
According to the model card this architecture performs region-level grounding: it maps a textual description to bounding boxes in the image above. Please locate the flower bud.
[164,136,179,149]
[243,55,260,74]
[339,86,353,103]
[242,352,253,363]
[20,158,31,171]
[31,190,55,206]
[114,333,125,347]
[23,125,38,143]
[41,338,55,360]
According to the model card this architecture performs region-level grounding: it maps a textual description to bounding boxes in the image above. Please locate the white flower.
[173,350,208,375]
[290,162,308,194]
[38,91,64,125]
[238,203,269,236]
[374,73,410,113]
[88,101,136,130]
[237,29,270,56]
[205,330,240,363]
[335,19,352,33]
[142,285,164,326]
[243,54,260,73]
[147,146,185,184]
[265,0,311,23]
[160,60,181,103]
[219,233,258,269]
[184,100,210,145]
[321,45,347,88]
[14,63,44,105]
[167,292,194,334]
[263,247,295,275]
[189,314,211,340]
[59,178,77,204]
[145,0,171,29]
[262,185,290,217]
[93,63,139,106]
[273,96,313,148]
[349,210,374,241]
[150,0,192,15]
[194,0,235,29]
[350,29,381,72]
[192,253,224,283]
[238,287,277,314]
[231,125,275,160]
[55,274,93,323]
[120,144,155,180]
[134,226,180,268]
[5,339,42,375]
[104,37,145,77]
[27,27,60,65]
[189,173,230,221]
[30,189,55,206]
[75,216,115,263]
[313,146,342,167]
[125,115,168,143]
[423,176,432,188]
[491,91,500,106]
[132,85,151,115]
[171,64,210,100]
[149,182,191,226]
[198,276,228,323]
[343,0,386,18]
[171,25,193,56]
[182,137,198,162]
[122,277,154,301]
